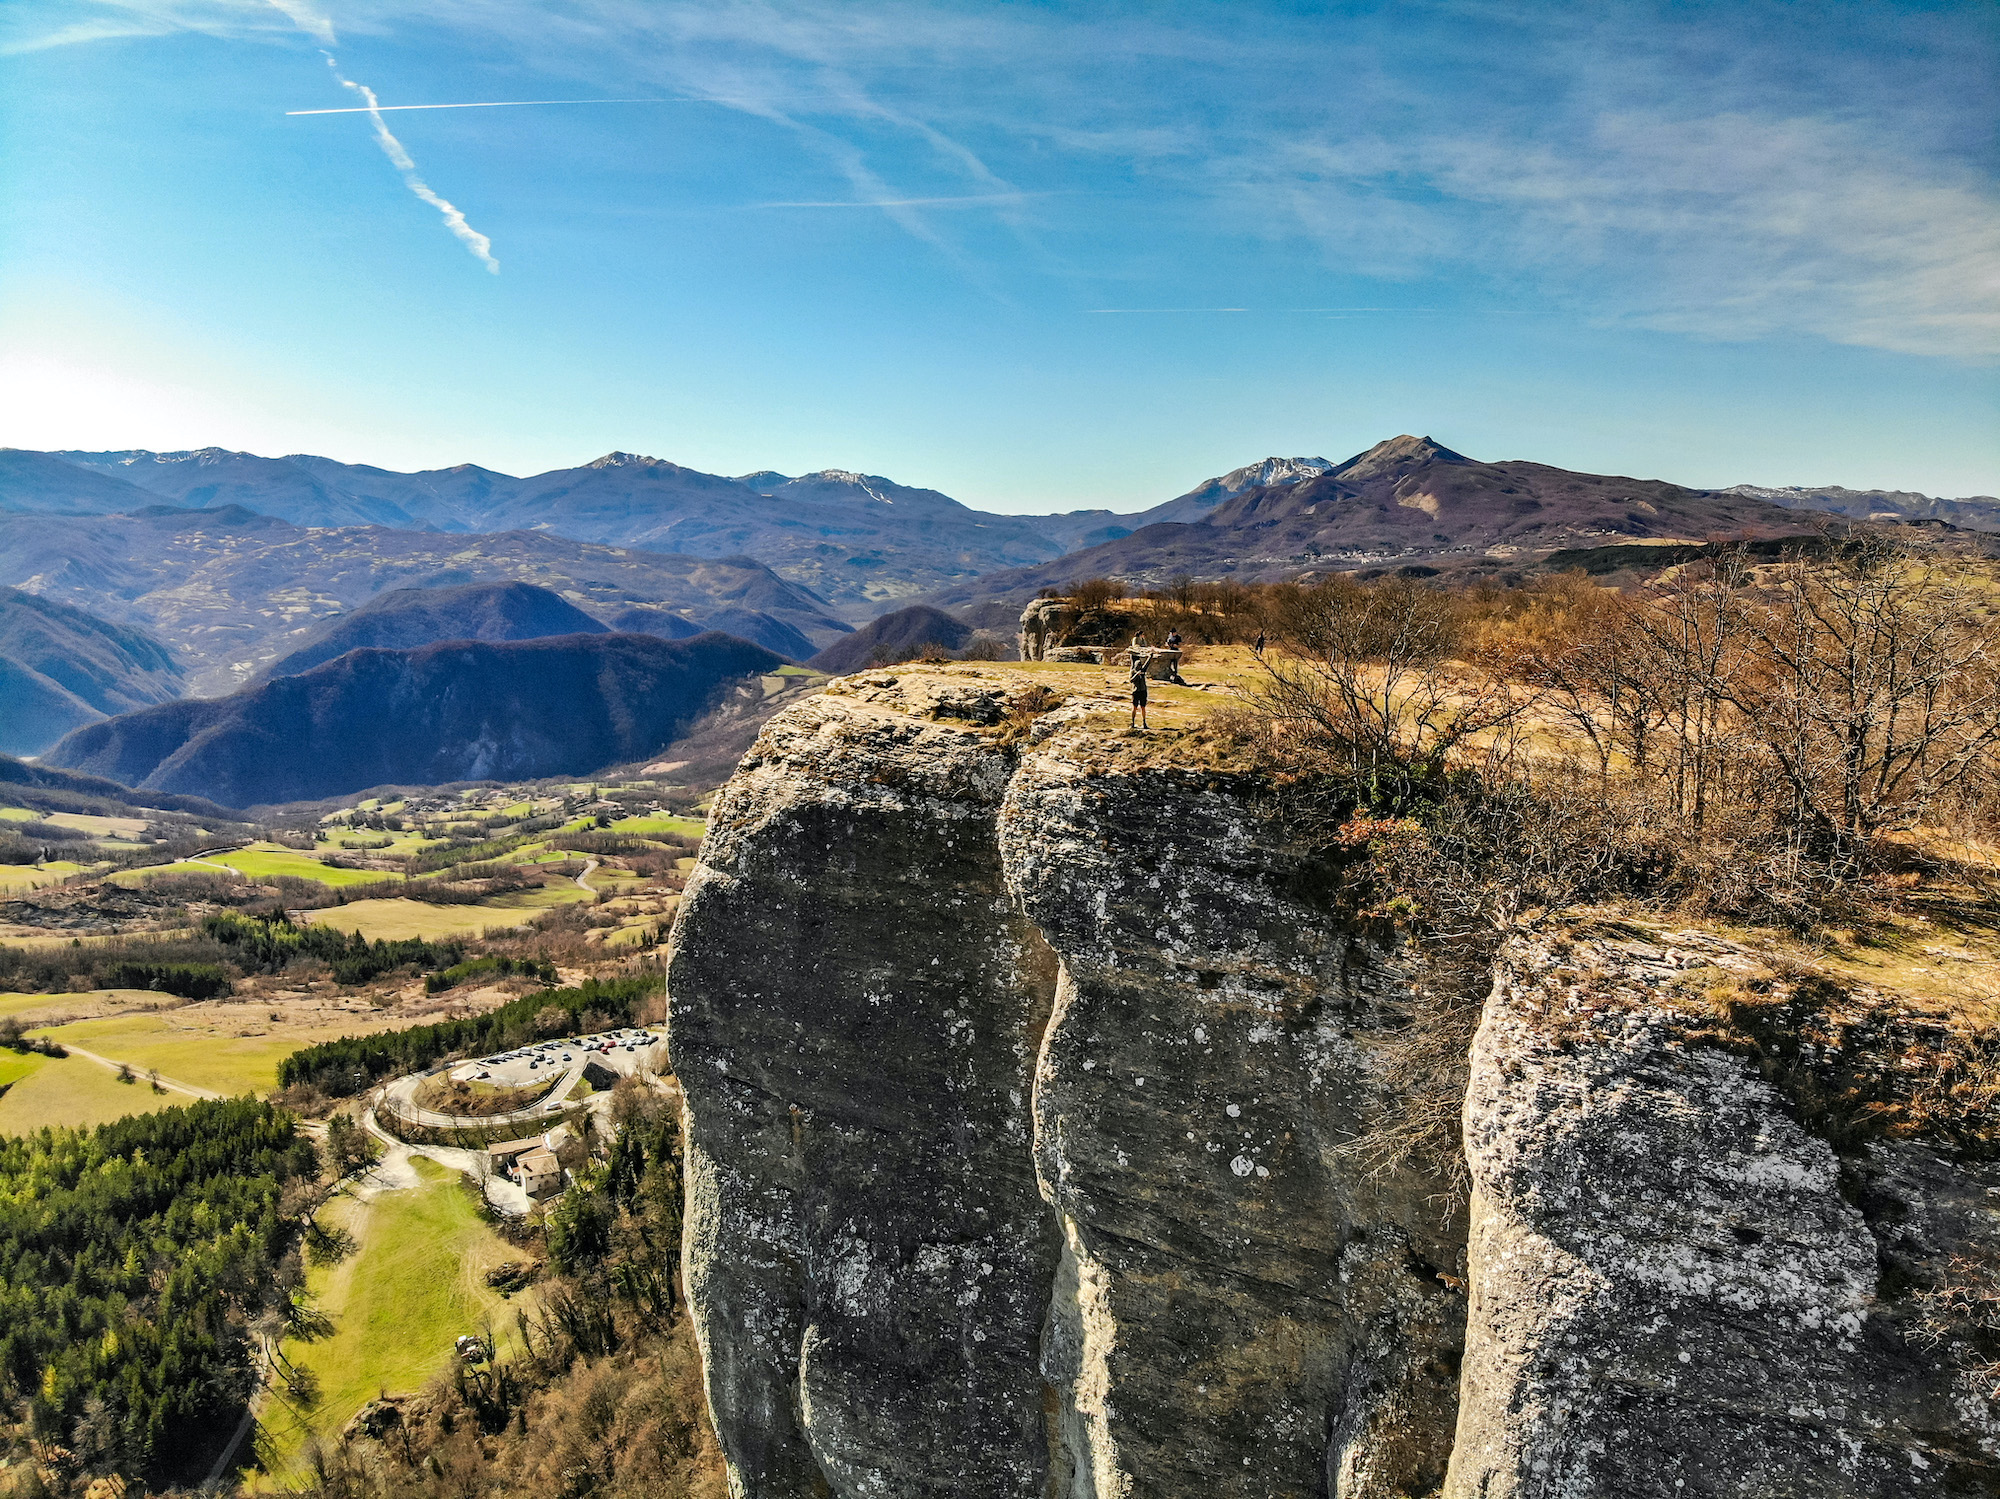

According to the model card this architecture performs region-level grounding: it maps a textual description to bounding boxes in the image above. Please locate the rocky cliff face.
[666,668,2000,1498]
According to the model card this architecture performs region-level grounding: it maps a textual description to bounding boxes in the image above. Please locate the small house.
[516,1147,562,1199]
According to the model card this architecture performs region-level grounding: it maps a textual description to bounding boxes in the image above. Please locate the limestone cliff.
[666,666,2000,1498]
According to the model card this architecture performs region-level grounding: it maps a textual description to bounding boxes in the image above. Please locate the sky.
[0,0,1995,512]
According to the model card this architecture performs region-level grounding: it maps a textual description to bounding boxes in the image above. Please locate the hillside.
[806,603,973,674]
[929,434,1830,605]
[0,585,184,754]
[0,448,160,515]
[0,506,846,694]
[254,581,607,682]
[44,631,784,806]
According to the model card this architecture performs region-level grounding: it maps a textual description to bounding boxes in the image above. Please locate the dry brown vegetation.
[1176,537,2000,1188]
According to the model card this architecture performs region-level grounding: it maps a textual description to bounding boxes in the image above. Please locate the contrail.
[287,99,682,116]
[327,58,500,273]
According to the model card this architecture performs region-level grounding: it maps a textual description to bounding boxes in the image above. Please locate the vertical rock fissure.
[670,696,1995,1497]
[1001,747,1471,1498]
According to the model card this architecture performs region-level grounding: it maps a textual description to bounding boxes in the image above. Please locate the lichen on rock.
[665,671,2000,1498]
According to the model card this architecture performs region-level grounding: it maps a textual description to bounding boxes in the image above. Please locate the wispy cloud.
[324,59,499,273]
[13,0,1995,355]
[261,0,330,46]
[286,98,683,116]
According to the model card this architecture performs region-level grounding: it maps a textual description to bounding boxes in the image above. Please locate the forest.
[0,1100,319,1488]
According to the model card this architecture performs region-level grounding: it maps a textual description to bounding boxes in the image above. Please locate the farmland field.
[0,861,88,891]
[28,1013,300,1097]
[0,1051,44,1091]
[0,989,177,1025]
[608,815,707,838]
[205,844,399,887]
[257,1157,536,1486]
[301,898,540,941]
[0,1050,172,1135]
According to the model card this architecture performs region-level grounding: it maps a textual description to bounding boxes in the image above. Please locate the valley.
[0,439,1995,1499]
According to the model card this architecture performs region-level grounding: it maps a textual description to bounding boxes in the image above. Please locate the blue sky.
[1,0,1995,511]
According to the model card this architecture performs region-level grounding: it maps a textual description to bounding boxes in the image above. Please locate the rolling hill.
[0,506,847,694]
[0,587,185,755]
[254,581,607,682]
[807,605,974,675]
[44,632,785,807]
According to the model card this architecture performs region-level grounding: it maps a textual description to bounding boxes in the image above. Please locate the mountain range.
[8,443,1991,626]
[1721,483,2000,530]
[5,434,1990,775]
[927,435,1915,608]
[0,505,847,695]
[44,631,784,807]
[29,447,1071,614]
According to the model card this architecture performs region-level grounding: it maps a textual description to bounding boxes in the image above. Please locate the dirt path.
[575,858,600,893]
[55,1042,221,1101]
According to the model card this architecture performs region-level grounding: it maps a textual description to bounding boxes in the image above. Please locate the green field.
[257,1157,534,1485]
[0,860,90,891]
[0,1051,45,1091]
[608,815,706,838]
[301,898,540,941]
[205,844,400,887]
[27,1012,307,1097]
[0,1051,173,1135]
[491,885,595,910]
[0,808,37,821]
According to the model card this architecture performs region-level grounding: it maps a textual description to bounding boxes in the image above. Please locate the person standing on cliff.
[1254,629,1266,657]
[1129,649,1152,729]
[1161,627,1188,685]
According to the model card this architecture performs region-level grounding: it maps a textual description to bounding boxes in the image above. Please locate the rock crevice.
[666,688,1999,1497]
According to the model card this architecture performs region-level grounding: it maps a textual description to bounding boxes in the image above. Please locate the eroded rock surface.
[1452,930,1999,1496]
[667,675,2000,1498]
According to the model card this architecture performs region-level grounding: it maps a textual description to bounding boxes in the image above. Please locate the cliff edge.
[666,660,2000,1497]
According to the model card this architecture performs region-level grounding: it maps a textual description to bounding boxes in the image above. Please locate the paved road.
[361,1103,534,1215]
[56,1042,221,1101]
[575,857,600,893]
[380,1051,591,1130]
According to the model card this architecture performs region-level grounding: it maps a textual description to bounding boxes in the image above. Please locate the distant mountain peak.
[1330,434,1468,482]
[1217,456,1333,491]
[735,470,792,492]
[785,471,900,503]
[1149,456,1335,522]
[587,452,665,469]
